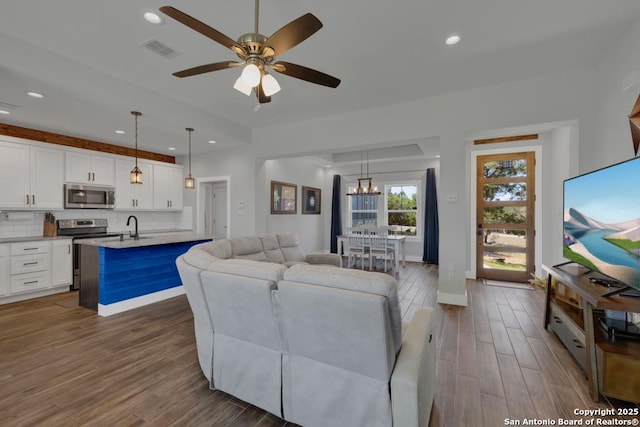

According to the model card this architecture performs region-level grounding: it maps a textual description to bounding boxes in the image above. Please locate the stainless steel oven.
[64,184,115,209]
[57,219,120,290]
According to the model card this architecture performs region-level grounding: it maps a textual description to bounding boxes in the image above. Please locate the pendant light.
[130,111,143,184]
[347,150,381,196]
[184,127,195,189]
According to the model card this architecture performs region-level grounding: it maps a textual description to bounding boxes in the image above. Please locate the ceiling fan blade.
[160,6,242,53]
[173,61,241,78]
[272,61,340,88]
[264,13,323,57]
[255,84,271,104]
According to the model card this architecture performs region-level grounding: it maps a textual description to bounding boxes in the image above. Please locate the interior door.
[476,152,535,283]
[213,185,228,237]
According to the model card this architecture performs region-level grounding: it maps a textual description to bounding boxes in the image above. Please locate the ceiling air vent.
[140,38,181,59]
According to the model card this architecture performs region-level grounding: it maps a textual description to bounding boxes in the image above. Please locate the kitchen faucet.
[126,215,139,240]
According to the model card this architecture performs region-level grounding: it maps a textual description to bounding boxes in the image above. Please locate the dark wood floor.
[0,263,637,426]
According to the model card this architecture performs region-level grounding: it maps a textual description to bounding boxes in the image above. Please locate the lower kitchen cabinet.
[0,238,73,304]
[0,245,9,296]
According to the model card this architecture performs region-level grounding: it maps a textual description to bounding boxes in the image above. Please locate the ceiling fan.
[159,0,341,104]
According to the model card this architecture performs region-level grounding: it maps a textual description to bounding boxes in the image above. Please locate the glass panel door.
[476,152,535,283]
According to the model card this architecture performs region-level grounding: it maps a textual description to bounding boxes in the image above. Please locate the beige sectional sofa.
[176,232,436,427]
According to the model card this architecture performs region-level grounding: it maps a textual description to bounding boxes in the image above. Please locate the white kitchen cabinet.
[66,151,115,186]
[0,245,9,297]
[0,140,64,209]
[114,159,153,210]
[51,239,72,287]
[30,146,65,209]
[153,164,184,210]
[9,241,50,294]
[0,239,72,304]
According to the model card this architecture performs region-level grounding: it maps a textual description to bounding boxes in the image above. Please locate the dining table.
[336,234,407,277]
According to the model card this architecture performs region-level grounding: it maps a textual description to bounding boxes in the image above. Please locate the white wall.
[591,19,640,171]
[257,157,330,253]
[183,146,257,237]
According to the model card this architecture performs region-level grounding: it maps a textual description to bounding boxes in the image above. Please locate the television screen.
[563,156,640,292]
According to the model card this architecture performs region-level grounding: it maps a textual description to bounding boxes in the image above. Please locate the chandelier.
[347,150,381,196]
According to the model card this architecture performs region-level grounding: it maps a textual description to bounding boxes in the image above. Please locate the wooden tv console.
[543,263,640,404]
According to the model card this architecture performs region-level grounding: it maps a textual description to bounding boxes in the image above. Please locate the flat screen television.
[563,156,640,297]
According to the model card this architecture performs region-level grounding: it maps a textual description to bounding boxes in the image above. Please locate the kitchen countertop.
[0,236,74,244]
[74,232,212,249]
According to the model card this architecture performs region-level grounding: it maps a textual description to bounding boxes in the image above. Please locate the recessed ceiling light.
[0,110,9,115]
[144,12,164,24]
[445,34,461,46]
[27,91,45,98]
[208,140,216,144]
[168,147,176,151]
[115,130,125,134]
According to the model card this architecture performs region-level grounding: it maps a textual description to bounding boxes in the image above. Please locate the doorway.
[196,176,230,238]
[475,151,535,283]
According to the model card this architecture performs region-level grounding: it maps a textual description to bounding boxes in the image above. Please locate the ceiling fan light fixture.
[233,76,253,96]
[240,63,261,87]
[262,73,281,96]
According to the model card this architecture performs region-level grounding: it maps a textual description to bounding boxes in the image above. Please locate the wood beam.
[0,122,175,164]
[474,134,539,145]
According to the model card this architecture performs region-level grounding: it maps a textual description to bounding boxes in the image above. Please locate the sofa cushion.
[183,240,229,269]
[230,236,268,261]
[283,264,402,354]
[259,234,286,264]
[207,258,287,282]
[277,233,306,263]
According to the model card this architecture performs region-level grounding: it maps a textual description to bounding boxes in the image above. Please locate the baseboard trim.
[437,289,468,306]
[98,286,185,317]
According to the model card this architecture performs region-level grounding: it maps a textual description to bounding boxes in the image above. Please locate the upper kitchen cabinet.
[66,152,115,186]
[0,140,64,209]
[114,159,153,210]
[153,164,184,210]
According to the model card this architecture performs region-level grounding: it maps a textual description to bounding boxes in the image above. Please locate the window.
[346,180,421,239]
[386,184,418,236]
[348,187,378,228]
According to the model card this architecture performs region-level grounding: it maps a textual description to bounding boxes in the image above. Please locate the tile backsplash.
[0,207,193,238]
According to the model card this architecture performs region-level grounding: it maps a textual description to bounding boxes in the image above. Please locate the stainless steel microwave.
[64,184,115,209]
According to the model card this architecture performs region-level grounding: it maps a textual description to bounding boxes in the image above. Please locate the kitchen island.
[76,232,211,316]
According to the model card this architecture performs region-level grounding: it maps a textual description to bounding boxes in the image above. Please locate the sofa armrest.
[305,253,342,267]
[390,307,436,427]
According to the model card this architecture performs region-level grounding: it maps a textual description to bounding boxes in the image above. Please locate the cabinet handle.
[31,194,35,205]
[88,172,91,181]
[23,262,39,266]
[68,245,71,254]
[132,198,135,207]
[26,194,30,205]
[23,247,38,251]
[92,172,95,181]
[24,280,39,285]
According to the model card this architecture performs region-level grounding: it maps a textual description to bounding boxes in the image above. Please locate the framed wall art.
[302,186,321,214]
[271,181,297,214]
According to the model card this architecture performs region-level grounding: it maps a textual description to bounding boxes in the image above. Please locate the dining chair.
[348,234,369,270]
[369,235,395,272]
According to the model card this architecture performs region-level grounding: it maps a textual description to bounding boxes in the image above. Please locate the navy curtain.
[423,168,439,264]
[330,174,343,253]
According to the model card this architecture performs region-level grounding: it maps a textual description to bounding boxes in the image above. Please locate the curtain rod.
[340,169,429,177]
